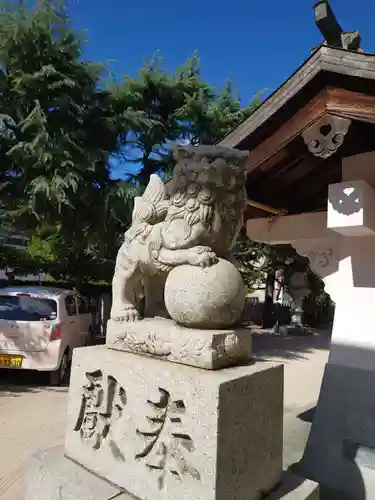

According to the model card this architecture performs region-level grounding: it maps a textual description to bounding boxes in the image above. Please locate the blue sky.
[67,0,375,177]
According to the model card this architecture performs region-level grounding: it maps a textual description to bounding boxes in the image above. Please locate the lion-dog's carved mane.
[110,145,248,322]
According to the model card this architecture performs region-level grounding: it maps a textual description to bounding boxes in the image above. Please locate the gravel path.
[0,328,331,500]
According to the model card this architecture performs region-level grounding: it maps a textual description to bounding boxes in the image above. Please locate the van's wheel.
[49,350,69,386]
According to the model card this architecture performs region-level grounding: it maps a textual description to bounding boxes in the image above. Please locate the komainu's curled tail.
[111,174,171,322]
[132,174,170,226]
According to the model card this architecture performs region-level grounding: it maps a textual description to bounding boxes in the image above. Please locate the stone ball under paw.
[164,258,245,328]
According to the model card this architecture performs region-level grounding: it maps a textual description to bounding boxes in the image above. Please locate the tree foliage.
[0,0,149,280]
[0,1,112,213]
[111,54,262,186]
[0,0,264,283]
[233,228,304,292]
[0,0,330,326]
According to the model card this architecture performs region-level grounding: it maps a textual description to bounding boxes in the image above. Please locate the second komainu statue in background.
[110,145,248,325]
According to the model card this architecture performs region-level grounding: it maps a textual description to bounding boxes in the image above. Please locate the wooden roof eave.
[219,46,375,150]
[326,88,375,124]
[243,87,375,175]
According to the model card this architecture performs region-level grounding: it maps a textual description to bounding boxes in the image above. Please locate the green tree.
[111,54,263,185]
[0,0,147,281]
[0,1,265,283]
[233,228,302,292]
[0,1,109,214]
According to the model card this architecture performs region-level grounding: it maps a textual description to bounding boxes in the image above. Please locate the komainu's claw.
[187,246,218,268]
[111,307,140,323]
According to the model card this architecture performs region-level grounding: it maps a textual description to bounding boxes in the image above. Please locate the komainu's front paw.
[188,246,218,268]
[111,305,140,323]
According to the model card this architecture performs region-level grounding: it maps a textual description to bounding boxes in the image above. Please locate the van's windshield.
[0,295,57,321]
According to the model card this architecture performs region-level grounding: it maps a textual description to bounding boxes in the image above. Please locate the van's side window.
[65,295,77,316]
[77,296,88,314]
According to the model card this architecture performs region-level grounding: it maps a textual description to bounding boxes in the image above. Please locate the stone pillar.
[298,159,375,499]
[246,152,375,498]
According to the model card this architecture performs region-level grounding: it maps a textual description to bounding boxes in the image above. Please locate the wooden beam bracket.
[302,114,351,159]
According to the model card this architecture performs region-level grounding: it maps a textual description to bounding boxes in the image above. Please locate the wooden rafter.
[246,199,287,215]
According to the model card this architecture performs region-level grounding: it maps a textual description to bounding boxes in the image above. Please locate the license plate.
[0,354,23,368]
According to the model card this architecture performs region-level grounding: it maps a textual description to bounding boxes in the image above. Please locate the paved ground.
[251,327,331,468]
[0,328,331,500]
[0,372,69,500]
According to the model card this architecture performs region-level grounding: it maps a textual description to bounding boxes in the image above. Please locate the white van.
[0,286,93,385]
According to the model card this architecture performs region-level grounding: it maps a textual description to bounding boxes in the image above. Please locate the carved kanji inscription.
[136,388,200,489]
[74,369,126,459]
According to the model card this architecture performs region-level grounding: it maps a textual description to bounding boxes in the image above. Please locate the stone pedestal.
[24,446,319,500]
[22,323,317,500]
[65,345,283,500]
[106,317,252,369]
[23,445,133,500]
[290,297,304,326]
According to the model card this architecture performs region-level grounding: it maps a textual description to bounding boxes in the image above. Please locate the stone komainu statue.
[110,145,248,322]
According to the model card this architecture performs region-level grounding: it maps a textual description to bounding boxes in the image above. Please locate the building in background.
[0,227,47,282]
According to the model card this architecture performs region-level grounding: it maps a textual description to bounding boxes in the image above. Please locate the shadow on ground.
[0,367,70,397]
[289,461,363,500]
[297,406,316,423]
[250,326,331,362]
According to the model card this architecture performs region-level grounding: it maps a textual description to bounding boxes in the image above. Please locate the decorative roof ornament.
[313,0,363,52]
[302,115,352,159]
